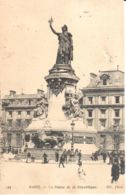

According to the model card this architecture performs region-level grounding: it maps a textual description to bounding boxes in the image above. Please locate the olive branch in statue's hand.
[48,17,53,25]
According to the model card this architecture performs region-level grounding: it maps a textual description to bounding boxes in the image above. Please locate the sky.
[0,0,124,97]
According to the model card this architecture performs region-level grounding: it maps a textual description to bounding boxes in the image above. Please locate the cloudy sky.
[0,0,124,97]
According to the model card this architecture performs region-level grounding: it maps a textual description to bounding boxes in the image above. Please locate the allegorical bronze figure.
[48,17,73,65]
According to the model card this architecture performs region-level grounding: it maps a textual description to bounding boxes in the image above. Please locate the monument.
[25,18,97,153]
[45,17,79,120]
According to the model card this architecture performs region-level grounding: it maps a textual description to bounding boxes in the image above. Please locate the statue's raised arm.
[48,17,59,36]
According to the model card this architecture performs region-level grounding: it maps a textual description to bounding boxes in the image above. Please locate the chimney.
[89,73,98,86]
[37,89,44,95]
[117,65,119,70]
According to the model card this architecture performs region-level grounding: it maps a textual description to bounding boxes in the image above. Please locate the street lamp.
[113,124,120,154]
[71,120,75,152]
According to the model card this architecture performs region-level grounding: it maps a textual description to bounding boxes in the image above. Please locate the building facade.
[2,89,48,150]
[81,69,124,151]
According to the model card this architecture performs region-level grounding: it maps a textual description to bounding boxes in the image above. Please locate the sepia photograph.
[0,0,125,194]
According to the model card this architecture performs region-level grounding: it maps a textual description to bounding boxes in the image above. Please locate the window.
[101,109,106,114]
[8,111,12,117]
[85,137,94,144]
[87,119,93,126]
[20,100,23,105]
[100,119,106,127]
[16,133,21,145]
[10,100,14,105]
[73,136,84,144]
[18,111,21,115]
[101,109,106,117]
[115,109,120,117]
[115,96,120,104]
[100,74,110,85]
[7,133,12,145]
[114,119,120,126]
[88,110,93,117]
[28,100,32,105]
[25,134,30,142]
[27,111,30,115]
[88,97,93,104]
[16,119,21,126]
[26,119,31,126]
[103,79,107,85]
[7,119,12,126]
[101,96,106,103]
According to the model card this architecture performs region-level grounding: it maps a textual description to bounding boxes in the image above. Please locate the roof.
[25,117,97,133]
[81,86,124,93]
[99,69,124,74]
[3,94,44,100]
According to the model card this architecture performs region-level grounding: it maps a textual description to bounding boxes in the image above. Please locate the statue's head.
[62,25,68,32]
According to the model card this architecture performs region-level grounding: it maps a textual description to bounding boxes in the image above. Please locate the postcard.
[0,0,125,194]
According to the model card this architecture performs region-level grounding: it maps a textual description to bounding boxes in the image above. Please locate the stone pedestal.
[45,63,79,120]
[45,64,79,96]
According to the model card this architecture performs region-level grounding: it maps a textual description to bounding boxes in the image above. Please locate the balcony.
[86,116,93,119]
[82,104,124,108]
[7,115,12,119]
[5,104,36,109]
[113,116,120,119]
[99,113,106,119]
[99,117,106,120]
[25,115,32,119]
[17,115,21,119]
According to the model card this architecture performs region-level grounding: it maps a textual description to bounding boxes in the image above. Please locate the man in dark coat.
[111,161,120,183]
[55,151,59,162]
[78,150,82,162]
[59,154,65,168]
[63,149,68,164]
[78,160,86,177]
[108,153,113,164]
[94,152,98,161]
[43,153,48,164]
[120,157,125,175]
[103,152,107,163]
[26,152,31,163]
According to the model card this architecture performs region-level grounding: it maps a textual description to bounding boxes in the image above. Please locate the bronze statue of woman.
[48,17,73,65]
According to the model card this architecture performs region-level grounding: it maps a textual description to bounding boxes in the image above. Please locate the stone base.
[45,63,79,96]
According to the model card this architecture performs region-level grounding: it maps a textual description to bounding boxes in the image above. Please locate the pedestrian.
[111,161,120,183]
[120,157,125,175]
[78,150,82,162]
[43,153,48,164]
[75,148,78,156]
[108,153,113,164]
[24,144,28,152]
[94,152,98,161]
[26,152,31,163]
[78,160,86,178]
[67,149,71,162]
[103,152,107,163]
[59,154,65,168]
[55,151,59,162]
[8,145,11,153]
[63,149,68,164]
